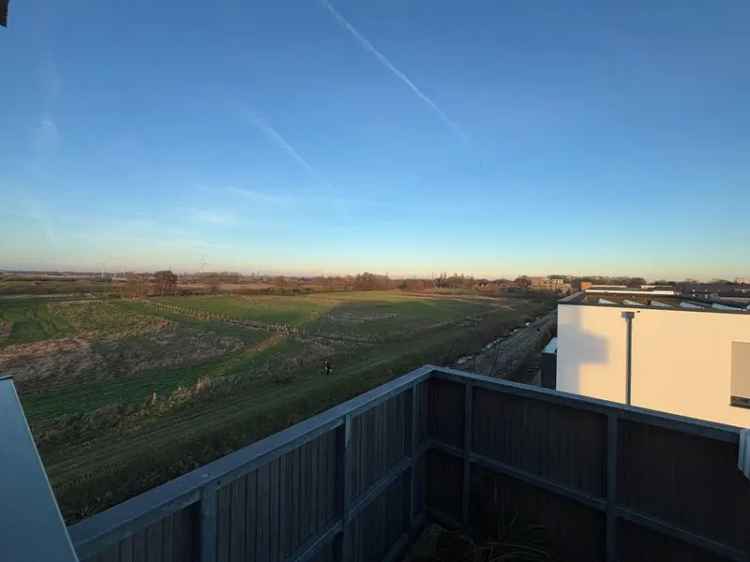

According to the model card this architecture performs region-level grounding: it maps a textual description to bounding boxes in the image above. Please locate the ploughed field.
[0,291,552,521]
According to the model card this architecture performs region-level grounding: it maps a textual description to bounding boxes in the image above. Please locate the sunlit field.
[0,290,553,521]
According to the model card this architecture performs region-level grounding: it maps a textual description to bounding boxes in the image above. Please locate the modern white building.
[554,292,750,427]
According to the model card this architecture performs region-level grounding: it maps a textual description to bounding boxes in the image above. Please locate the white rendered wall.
[556,304,750,427]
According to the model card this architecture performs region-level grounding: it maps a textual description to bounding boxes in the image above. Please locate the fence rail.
[69,365,749,562]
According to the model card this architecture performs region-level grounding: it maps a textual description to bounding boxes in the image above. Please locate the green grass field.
[0,298,76,345]
[0,290,553,521]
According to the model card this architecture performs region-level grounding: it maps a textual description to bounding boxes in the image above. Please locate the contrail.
[321,0,467,142]
[245,112,320,178]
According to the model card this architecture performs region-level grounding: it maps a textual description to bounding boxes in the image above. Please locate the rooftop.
[564,291,750,314]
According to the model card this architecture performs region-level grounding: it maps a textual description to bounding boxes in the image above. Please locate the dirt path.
[454,311,556,380]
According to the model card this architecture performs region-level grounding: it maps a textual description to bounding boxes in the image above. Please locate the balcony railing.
[69,365,750,562]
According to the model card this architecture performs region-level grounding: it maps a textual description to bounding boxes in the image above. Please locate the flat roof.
[585,288,677,296]
[560,292,749,315]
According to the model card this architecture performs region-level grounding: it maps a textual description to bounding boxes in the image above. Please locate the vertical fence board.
[415,382,428,447]
[605,414,618,562]
[299,443,309,552]
[316,434,327,534]
[408,385,418,531]
[337,416,353,562]
[229,477,246,562]
[303,441,314,545]
[244,471,258,562]
[200,485,218,562]
[425,449,463,521]
[427,379,464,448]
[279,452,289,560]
[292,447,302,554]
[311,435,320,536]
[255,463,271,562]
[173,506,193,562]
[414,453,426,520]
[462,383,473,526]
[146,520,162,562]
[119,537,133,562]
[162,513,174,562]
[269,458,280,562]
[216,486,231,562]
[132,531,146,562]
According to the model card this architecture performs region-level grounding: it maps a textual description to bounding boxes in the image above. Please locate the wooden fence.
[69,366,750,562]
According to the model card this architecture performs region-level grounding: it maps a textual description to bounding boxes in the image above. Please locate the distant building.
[551,290,750,426]
[528,276,572,294]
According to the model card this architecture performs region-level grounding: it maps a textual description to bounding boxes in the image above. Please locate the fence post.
[335,414,353,562]
[462,382,473,527]
[606,413,619,562]
[200,483,218,562]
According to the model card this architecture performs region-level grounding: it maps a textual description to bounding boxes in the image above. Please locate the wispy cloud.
[243,111,322,179]
[321,0,467,142]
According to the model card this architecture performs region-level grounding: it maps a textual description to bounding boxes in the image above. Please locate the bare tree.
[515,276,532,289]
[206,276,221,294]
[154,270,178,296]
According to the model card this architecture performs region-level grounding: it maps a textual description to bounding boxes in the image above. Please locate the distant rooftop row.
[569,285,750,313]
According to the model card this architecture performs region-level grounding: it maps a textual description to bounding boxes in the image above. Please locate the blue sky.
[1,1,748,280]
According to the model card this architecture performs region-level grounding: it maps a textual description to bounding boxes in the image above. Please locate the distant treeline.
[6,270,745,299]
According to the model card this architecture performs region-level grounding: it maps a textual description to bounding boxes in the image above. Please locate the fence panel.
[472,386,608,498]
[427,370,748,562]
[349,391,410,502]
[617,519,729,562]
[617,419,750,555]
[211,429,339,562]
[88,507,196,562]
[470,466,606,561]
[425,449,464,523]
[350,475,409,562]
[69,366,748,562]
[426,378,465,448]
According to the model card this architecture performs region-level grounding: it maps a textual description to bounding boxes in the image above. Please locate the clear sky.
[1,1,748,280]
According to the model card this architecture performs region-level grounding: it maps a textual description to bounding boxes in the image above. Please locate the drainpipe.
[621,311,635,405]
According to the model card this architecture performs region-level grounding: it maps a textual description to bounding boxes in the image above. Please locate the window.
[731,342,750,409]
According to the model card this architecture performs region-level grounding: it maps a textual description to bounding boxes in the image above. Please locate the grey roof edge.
[558,299,750,316]
[0,377,80,562]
